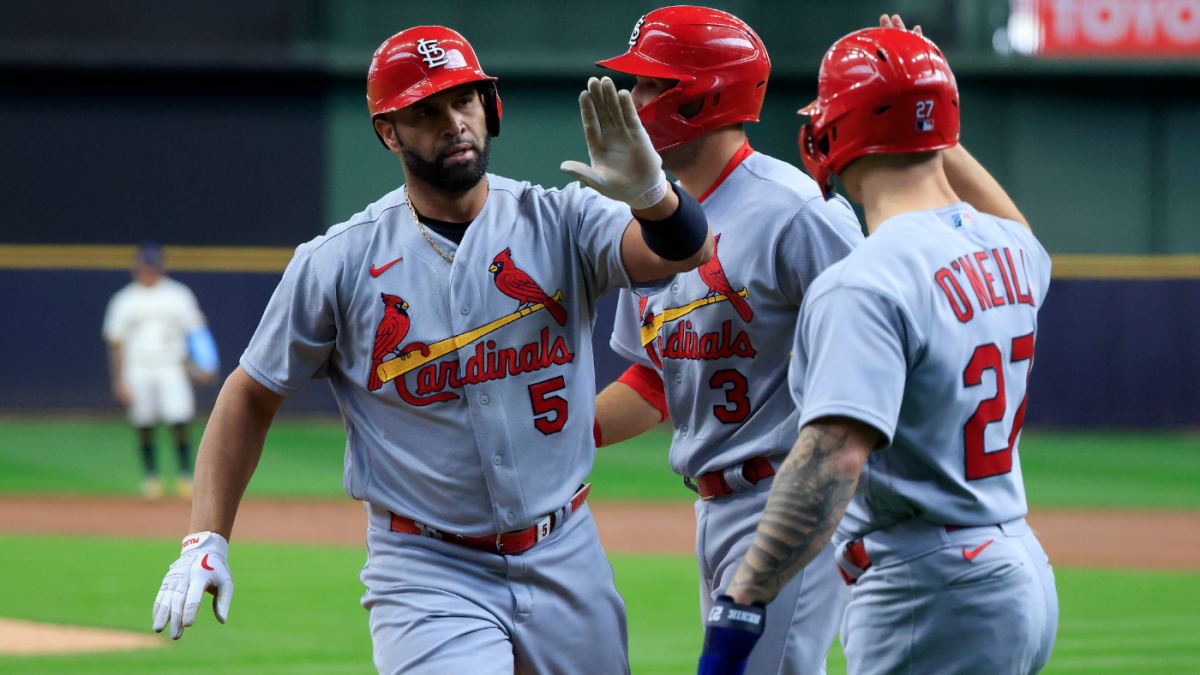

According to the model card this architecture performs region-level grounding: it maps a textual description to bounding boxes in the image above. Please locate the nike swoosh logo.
[201,554,214,571]
[369,257,403,278]
[963,540,994,561]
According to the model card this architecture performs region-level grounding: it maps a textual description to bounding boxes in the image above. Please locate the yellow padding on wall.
[1050,255,1200,279]
[2,246,1200,279]
[0,245,295,273]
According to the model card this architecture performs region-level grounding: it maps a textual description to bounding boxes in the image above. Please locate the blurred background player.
[594,8,862,674]
[699,17,1057,675]
[103,243,220,500]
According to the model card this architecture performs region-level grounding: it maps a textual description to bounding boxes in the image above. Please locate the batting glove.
[152,531,234,640]
[561,76,671,210]
[697,595,766,675]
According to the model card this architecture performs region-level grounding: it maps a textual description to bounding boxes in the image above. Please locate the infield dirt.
[1,495,1197,569]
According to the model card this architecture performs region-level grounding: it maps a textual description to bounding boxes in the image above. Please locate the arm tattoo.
[727,422,863,604]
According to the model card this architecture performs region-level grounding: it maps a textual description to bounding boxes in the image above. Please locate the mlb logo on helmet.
[917,119,934,131]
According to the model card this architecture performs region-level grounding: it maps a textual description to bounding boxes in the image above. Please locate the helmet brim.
[596,52,696,84]
[369,73,497,119]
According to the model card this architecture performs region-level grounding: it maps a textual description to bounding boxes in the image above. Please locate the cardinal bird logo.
[698,234,753,323]
[368,293,411,391]
[489,248,568,326]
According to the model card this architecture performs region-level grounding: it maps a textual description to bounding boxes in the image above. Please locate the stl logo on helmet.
[417,38,449,68]
[628,16,646,46]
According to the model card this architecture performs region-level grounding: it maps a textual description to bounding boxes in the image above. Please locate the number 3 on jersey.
[710,369,750,424]
[962,333,1034,480]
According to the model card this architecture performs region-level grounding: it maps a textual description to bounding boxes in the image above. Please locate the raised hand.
[880,13,922,35]
[561,76,670,209]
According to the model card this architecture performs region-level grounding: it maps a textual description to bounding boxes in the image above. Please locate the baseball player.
[150,26,715,675]
[697,19,1058,675]
[592,8,862,675]
[103,243,219,500]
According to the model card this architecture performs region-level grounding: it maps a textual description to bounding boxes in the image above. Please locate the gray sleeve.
[775,195,864,305]
[791,286,908,444]
[609,288,655,369]
[569,183,672,299]
[239,243,338,396]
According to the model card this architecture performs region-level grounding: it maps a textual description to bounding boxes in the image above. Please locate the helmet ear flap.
[480,82,502,138]
[798,123,836,200]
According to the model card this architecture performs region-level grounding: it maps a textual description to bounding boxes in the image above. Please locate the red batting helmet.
[799,28,959,199]
[597,6,770,152]
[366,26,501,139]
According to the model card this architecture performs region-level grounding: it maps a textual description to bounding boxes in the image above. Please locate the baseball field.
[1,416,1198,674]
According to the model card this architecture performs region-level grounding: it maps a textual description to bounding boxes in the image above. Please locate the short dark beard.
[399,133,491,194]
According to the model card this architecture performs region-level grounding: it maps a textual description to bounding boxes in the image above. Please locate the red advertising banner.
[1037,0,1200,56]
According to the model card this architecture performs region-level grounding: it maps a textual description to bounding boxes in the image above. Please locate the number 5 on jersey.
[529,376,568,435]
[962,333,1034,480]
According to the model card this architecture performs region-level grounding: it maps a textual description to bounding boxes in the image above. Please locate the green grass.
[0,534,1196,675]
[1,416,1198,509]
[1018,430,1200,510]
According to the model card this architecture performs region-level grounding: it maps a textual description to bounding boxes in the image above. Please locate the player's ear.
[374,115,403,155]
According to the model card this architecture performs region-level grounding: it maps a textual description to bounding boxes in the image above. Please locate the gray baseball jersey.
[610,148,863,478]
[610,147,861,675]
[241,174,662,537]
[791,203,1052,537]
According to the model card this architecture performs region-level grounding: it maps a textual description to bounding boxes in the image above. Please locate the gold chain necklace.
[405,178,489,265]
[404,186,455,263]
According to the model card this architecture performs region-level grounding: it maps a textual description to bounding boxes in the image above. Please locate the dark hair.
[137,243,165,269]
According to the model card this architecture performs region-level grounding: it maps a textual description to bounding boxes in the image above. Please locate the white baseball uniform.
[791,203,1058,675]
[241,175,667,675]
[609,145,864,675]
[103,277,206,427]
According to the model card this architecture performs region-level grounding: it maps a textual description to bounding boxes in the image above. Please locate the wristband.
[627,175,670,210]
[635,183,708,261]
[698,595,766,675]
[705,596,766,637]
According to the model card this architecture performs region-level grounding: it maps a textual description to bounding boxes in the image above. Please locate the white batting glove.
[152,531,234,640]
[561,76,671,209]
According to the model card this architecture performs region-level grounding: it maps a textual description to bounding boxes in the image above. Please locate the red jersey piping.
[697,139,754,203]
